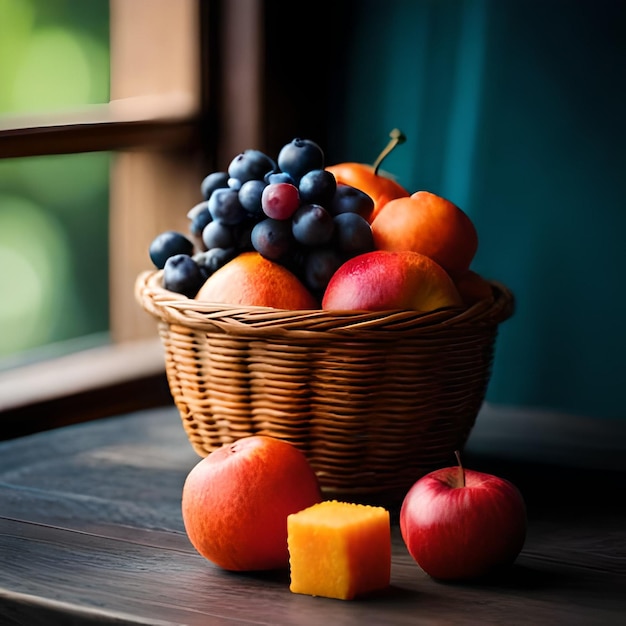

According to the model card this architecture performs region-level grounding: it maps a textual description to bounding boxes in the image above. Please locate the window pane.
[0,0,111,363]
[0,0,110,116]
[0,152,110,361]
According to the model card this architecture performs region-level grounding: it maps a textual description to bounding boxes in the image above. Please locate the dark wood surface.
[1,407,625,625]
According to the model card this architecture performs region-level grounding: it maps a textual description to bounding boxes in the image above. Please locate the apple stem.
[372,128,406,175]
[454,450,466,488]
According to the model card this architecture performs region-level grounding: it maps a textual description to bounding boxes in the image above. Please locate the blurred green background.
[0,0,110,362]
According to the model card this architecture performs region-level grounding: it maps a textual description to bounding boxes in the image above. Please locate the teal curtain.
[327,0,626,420]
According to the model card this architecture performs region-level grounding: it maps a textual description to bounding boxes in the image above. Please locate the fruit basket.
[135,269,514,503]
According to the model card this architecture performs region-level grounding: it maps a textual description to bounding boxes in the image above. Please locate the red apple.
[321,250,463,312]
[399,453,527,581]
[181,435,323,571]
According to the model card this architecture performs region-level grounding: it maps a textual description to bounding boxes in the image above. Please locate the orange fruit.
[371,191,478,278]
[195,251,319,309]
[326,162,410,223]
[182,435,323,571]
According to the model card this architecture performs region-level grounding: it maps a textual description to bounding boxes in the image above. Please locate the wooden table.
[1,406,625,625]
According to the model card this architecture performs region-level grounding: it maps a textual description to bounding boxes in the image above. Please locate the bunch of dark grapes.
[149,138,375,301]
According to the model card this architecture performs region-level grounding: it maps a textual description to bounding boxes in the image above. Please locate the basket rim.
[135,269,514,335]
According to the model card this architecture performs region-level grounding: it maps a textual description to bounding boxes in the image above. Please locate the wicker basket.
[136,269,514,503]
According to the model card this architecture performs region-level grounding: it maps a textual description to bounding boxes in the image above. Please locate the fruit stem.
[372,128,406,175]
[454,450,466,488]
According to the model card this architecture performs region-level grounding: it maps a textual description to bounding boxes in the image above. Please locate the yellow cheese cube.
[287,500,391,600]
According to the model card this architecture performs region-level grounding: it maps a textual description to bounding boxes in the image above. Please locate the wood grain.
[1,408,625,625]
[0,340,172,440]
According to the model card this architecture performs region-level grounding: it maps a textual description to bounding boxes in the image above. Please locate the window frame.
[0,0,340,438]
[0,0,266,437]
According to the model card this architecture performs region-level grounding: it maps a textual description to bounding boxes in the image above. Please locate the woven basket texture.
[136,270,514,502]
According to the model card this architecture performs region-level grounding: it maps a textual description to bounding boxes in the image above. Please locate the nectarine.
[321,250,463,313]
[371,191,478,278]
[195,251,319,309]
[182,435,323,571]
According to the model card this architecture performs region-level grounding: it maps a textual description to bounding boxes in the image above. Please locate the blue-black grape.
[228,149,277,183]
[303,247,345,293]
[200,171,229,199]
[298,169,336,206]
[187,201,212,237]
[163,254,205,297]
[202,220,236,250]
[208,188,248,225]
[238,179,267,217]
[265,171,295,185]
[277,138,324,183]
[234,219,257,251]
[291,203,334,247]
[149,231,194,269]
[251,218,295,261]
[328,183,374,218]
[193,247,238,276]
[155,137,380,300]
[332,212,375,256]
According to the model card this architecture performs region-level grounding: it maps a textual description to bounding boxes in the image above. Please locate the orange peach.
[195,251,318,309]
[371,191,478,278]
[181,435,323,571]
[326,129,412,222]
[321,250,463,313]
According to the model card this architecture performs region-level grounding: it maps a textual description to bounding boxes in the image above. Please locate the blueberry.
[292,203,334,247]
[187,201,212,237]
[187,200,209,221]
[299,169,336,206]
[200,171,230,200]
[332,212,374,256]
[228,149,277,183]
[303,247,344,292]
[208,188,248,225]
[162,254,205,297]
[328,184,374,218]
[149,231,194,269]
[202,220,236,249]
[238,179,267,217]
[277,138,324,184]
[251,218,295,261]
[264,171,295,185]
[228,177,242,190]
[193,247,238,275]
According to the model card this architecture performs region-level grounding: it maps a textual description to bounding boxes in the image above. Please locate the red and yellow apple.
[399,454,527,581]
[321,250,464,313]
[181,435,323,571]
